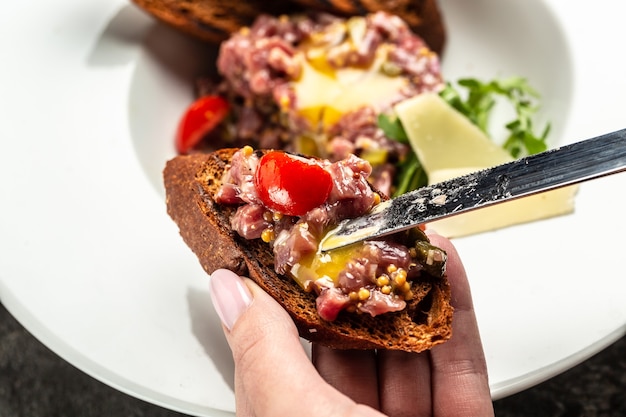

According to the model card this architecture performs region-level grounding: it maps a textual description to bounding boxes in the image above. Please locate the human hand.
[209,232,495,417]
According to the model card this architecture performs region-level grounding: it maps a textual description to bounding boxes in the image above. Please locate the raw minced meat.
[216,148,445,321]
[200,11,444,196]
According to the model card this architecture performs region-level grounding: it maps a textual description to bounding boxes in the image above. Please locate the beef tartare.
[193,11,444,196]
[216,146,446,321]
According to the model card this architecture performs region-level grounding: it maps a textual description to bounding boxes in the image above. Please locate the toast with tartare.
[164,148,453,352]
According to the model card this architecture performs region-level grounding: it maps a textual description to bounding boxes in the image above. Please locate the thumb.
[209,269,383,417]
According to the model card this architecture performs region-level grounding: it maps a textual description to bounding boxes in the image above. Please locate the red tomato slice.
[254,151,333,216]
[175,95,230,154]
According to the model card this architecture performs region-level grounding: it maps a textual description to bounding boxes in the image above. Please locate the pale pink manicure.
[209,269,253,331]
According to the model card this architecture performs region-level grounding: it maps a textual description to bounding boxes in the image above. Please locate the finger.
[312,345,380,409]
[233,369,255,417]
[424,234,494,417]
[377,350,432,417]
[209,269,385,417]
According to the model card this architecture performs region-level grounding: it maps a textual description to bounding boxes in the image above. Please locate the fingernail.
[209,269,253,331]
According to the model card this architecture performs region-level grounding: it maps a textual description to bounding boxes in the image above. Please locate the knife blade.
[320,128,626,252]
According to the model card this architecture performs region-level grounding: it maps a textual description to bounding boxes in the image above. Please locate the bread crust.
[131,0,299,43]
[132,0,446,54]
[164,150,453,352]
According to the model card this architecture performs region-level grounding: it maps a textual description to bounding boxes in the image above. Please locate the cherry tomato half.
[254,151,333,216]
[175,95,230,154]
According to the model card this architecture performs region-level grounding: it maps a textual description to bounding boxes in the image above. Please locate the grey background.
[1,302,624,417]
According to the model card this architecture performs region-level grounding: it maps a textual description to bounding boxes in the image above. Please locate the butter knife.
[320,128,626,252]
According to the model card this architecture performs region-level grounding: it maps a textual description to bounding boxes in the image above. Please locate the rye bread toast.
[131,0,446,54]
[131,0,299,44]
[164,149,453,352]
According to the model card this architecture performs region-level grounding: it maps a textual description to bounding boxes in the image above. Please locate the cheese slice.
[394,93,578,238]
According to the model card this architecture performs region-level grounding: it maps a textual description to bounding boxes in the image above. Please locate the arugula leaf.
[377,113,409,143]
[440,77,550,158]
[392,151,427,197]
[379,76,550,196]
[378,113,427,196]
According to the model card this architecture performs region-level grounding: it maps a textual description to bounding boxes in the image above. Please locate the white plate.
[1,0,625,415]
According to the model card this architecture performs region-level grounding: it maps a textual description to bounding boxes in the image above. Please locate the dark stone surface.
[493,335,626,417]
[1,301,624,417]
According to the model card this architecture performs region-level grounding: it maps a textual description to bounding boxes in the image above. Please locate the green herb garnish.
[393,151,427,196]
[379,76,551,196]
[377,113,409,144]
[378,113,427,196]
[439,76,550,158]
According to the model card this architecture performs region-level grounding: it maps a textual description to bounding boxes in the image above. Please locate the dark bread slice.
[131,0,446,55]
[164,149,453,352]
[130,0,300,44]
